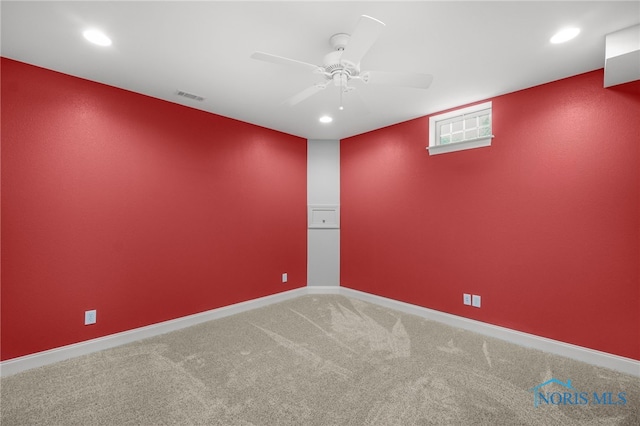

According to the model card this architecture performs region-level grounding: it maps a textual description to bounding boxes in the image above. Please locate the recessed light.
[83,29,112,46]
[550,27,580,44]
[319,115,333,123]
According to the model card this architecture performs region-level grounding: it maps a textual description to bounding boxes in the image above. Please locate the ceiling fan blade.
[360,71,433,89]
[283,82,329,106]
[340,15,386,70]
[251,51,322,73]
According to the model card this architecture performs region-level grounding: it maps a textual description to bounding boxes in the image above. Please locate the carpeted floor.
[1,295,638,425]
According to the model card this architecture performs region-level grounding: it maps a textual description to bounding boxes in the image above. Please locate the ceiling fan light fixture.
[550,27,580,44]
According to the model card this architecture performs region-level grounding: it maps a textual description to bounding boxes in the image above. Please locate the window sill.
[426,136,493,156]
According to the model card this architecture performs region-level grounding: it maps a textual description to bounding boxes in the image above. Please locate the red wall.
[341,70,640,360]
[1,58,307,361]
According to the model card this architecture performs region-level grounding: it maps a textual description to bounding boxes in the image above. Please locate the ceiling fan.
[250,15,433,108]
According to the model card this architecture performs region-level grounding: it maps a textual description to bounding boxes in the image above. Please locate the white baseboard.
[0,287,307,377]
[2,285,638,378]
[306,285,341,294]
[338,287,640,378]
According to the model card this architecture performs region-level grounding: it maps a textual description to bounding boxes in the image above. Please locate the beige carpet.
[1,295,638,425]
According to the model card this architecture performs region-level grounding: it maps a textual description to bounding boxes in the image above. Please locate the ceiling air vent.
[175,90,205,102]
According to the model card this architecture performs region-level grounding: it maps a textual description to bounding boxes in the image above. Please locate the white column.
[307,139,340,287]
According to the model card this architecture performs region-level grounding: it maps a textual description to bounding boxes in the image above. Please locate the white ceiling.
[2,1,639,140]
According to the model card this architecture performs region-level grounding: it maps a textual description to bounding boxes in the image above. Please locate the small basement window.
[427,101,493,155]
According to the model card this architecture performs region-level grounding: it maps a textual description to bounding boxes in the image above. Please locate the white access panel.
[308,205,340,228]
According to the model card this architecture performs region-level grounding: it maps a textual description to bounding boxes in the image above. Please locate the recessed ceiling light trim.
[319,115,333,123]
[550,27,580,44]
[83,29,112,46]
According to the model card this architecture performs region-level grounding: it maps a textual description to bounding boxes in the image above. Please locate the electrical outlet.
[472,295,481,308]
[282,273,288,283]
[463,293,472,305]
[84,310,97,325]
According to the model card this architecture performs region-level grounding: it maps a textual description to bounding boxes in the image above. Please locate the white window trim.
[427,101,493,156]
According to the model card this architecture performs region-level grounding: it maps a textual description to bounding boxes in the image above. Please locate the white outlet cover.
[463,293,472,305]
[85,310,97,325]
[472,295,481,308]
[282,273,288,283]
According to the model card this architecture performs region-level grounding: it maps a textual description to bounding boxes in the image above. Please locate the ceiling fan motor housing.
[324,34,358,86]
